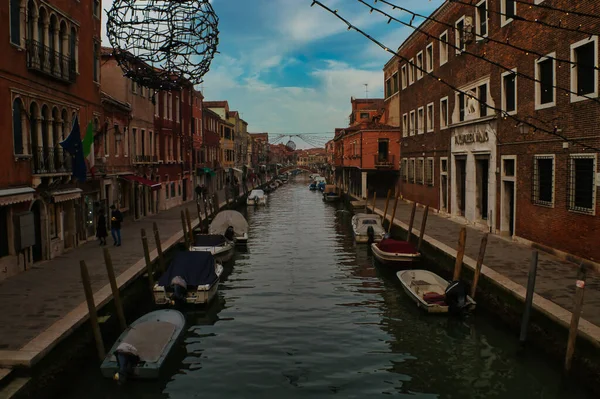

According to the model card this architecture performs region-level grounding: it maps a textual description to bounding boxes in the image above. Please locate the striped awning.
[51,188,82,203]
[0,187,35,206]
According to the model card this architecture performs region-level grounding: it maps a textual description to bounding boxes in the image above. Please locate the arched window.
[12,98,24,155]
[69,27,77,73]
[10,0,21,45]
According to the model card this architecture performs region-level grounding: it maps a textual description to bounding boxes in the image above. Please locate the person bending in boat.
[170,276,188,306]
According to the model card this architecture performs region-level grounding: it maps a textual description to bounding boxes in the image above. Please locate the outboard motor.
[224,225,235,241]
[113,343,140,385]
[170,276,188,307]
[366,225,375,244]
[445,280,469,314]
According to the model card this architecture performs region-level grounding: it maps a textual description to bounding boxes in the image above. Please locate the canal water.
[62,177,592,399]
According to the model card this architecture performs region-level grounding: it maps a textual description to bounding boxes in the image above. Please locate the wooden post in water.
[185,208,194,244]
[213,193,219,214]
[141,228,154,294]
[470,233,489,299]
[417,205,429,252]
[364,190,369,212]
[180,210,189,248]
[388,192,400,234]
[519,250,538,343]
[196,201,202,221]
[565,264,587,374]
[371,192,377,214]
[406,202,417,242]
[382,189,392,222]
[103,248,126,332]
[452,227,467,281]
[153,222,166,273]
[80,260,105,361]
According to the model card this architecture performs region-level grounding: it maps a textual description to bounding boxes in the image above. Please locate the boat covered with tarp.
[351,213,386,243]
[100,309,185,382]
[153,251,223,306]
[322,185,340,202]
[371,238,420,265]
[209,210,249,245]
[247,189,267,206]
[191,233,235,262]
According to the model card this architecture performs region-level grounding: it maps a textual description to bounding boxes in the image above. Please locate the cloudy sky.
[102,0,443,148]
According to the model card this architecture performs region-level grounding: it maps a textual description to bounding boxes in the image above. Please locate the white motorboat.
[396,270,476,314]
[153,251,223,306]
[351,213,386,243]
[371,238,420,265]
[209,210,249,245]
[191,234,235,262]
[247,189,267,206]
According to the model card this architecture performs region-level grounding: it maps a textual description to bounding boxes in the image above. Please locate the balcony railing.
[26,40,76,83]
[374,153,395,168]
[133,154,158,164]
[32,146,72,174]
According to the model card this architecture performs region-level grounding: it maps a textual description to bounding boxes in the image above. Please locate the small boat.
[209,210,249,245]
[191,233,235,262]
[275,179,283,186]
[317,181,326,192]
[153,251,223,306]
[322,185,340,202]
[100,309,185,382]
[351,213,386,243]
[247,189,267,206]
[371,238,420,265]
[309,182,318,191]
[397,270,476,314]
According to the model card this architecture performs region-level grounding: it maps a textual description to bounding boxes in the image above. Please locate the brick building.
[395,0,600,262]
[202,108,223,192]
[1,0,102,275]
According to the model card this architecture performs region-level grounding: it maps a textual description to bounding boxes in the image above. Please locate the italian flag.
[82,120,95,178]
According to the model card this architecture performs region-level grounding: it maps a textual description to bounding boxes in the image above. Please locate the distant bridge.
[279,166,318,174]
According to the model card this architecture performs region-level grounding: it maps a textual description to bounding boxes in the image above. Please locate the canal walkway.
[367,196,600,337]
[0,187,244,369]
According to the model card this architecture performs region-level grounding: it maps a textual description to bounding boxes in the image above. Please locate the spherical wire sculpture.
[106,0,219,90]
[286,140,297,152]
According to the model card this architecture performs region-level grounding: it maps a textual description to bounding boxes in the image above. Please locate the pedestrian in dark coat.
[96,208,108,246]
[110,205,123,247]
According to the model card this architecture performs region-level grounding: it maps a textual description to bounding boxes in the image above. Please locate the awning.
[0,187,35,206]
[197,167,216,176]
[50,188,82,203]
[121,174,161,190]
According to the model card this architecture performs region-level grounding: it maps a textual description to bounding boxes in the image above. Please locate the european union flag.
[60,115,87,182]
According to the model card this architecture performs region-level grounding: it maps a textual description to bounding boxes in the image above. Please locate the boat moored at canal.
[247,189,267,206]
[322,185,340,202]
[191,233,235,262]
[351,213,386,243]
[153,251,223,306]
[371,238,420,265]
[209,210,249,245]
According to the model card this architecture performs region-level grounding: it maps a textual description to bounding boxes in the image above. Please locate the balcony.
[133,154,159,164]
[32,146,72,175]
[374,153,395,168]
[26,40,76,83]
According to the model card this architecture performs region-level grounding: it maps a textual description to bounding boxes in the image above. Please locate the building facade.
[395,0,600,262]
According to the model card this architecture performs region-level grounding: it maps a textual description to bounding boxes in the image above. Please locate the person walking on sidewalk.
[96,208,108,246]
[110,205,123,247]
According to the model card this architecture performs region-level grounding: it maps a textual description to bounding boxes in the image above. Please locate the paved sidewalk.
[371,197,600,327]
[0,200,207,351]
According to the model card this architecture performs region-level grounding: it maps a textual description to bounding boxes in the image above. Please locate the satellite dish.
[286,140,296,151]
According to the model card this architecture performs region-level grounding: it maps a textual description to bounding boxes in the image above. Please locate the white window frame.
[440,96,449,129]
[417,106,425,134]
[533,154,555,208]
[568,153,597,215]
[455,16,466,55]
[535,52,556,110]
[426,102,434,133]
[475,0,488,40]
[501,0,516,27]
[409,158,415,183]
[426,157,435,186]
[570,36,599,103]
[416,51,424,80]
[501,68,518,115]
[439,30,449,66]
[426,43,434,72]
[401,65,407,89]
[402,158,408,181]
[409,58,415,85]
[409,110,416,136]
[402,113,408,137]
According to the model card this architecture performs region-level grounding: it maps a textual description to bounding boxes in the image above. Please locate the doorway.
[31,201,43,262]
[441,175,448,211]
[455,157,467,216]
[476,156,489,220]
[378,139,389,163]
[502,181,515,236]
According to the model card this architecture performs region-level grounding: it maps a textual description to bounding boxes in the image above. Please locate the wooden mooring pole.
[406,202,417,242]
[452,227,467,281]
[141,228,155,294]
[470,233,489,300]
[80,260,105,361]
[185,208,194,244]
[103,248,126,332]
[180,210,189,248]
[388,192,400,234]
[417,205,429,252]
[382,189,392,222]
[364,190,369,213]
[564,264,587,374]
[371,192,377,214]
[153,222,166,273]
[519,250,538,343]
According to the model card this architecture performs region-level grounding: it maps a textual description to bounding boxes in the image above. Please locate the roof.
[100,91,132,112]
[204,101,229,108]
[202,107,221,119]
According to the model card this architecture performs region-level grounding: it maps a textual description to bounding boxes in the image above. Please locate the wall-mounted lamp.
[114,126,122,142]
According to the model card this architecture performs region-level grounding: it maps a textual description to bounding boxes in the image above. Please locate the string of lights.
[445,0,600,36]
[310,0,600,152]
[360,0,600,105]
[375,0,600,72]
[511,0,600,20]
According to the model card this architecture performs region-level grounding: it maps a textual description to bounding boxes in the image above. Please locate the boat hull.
[235,233,248,245]
[100,309,185,380]
[323,195,340,202]
[371,242,420,265]
[354,233,384,243]
[247,198,267,206]
[191,242,235,262]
